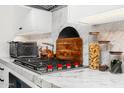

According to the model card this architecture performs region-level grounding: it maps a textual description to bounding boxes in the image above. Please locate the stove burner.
[13,57,83,74]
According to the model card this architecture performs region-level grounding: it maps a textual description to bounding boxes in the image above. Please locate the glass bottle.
[98,41,110,66]
[89,32,100,70]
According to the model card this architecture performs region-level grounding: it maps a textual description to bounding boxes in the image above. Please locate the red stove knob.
[74,62,79,68]
[66,63,71,69]
[47,65,53,72]
[57,64,62,70]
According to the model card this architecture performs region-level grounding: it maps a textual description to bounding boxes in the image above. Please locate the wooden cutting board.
[56,38,83,65]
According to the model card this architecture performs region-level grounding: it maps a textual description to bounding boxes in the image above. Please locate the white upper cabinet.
[13,6,32,33]
[16,6,52,35]
[31,8,52,33]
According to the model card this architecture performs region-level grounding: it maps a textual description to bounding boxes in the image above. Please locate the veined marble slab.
[42,68,124,88]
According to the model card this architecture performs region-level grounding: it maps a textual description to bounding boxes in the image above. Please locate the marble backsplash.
[92,21,124,62]
[51,21,124,66]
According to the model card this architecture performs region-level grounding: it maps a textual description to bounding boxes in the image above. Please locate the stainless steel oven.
[9,73,31,88]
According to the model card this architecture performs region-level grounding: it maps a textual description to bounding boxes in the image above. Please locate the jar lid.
[109,51,123,55]
[98,40,110,44]
[89,32,100,35]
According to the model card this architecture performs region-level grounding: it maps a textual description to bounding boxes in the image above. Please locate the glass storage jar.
[109,51,123,73]
[98,41,110,66]
[89,32,100,70]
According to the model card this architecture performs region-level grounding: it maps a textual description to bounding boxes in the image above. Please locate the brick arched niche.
[56,26,83,65]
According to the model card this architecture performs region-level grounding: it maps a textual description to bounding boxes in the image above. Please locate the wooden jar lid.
[89,32,100,35]
[109,51,123,55]
[98,40,110,44]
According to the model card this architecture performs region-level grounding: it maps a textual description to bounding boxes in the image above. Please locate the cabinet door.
[0,65,5,88]
[13,6,32,32]
[14,6,52,34]
[0,63,9,88]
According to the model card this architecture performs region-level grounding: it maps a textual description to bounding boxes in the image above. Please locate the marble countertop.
[42,68,124,88]
[0,57,124,88]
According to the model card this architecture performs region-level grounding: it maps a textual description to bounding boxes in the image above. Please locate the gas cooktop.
[13,57,83,75]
